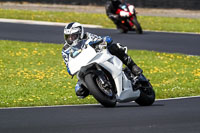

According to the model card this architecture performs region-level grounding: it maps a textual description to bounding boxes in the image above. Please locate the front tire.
[132,18,143,34]
[84,73,117,107]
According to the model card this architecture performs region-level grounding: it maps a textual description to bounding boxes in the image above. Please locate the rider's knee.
[75,84,89,99]
[108,43,127,55]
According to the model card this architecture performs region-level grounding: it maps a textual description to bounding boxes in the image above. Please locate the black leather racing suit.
[105,0,122,27]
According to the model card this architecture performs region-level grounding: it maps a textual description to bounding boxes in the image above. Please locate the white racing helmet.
[64,22,84,46]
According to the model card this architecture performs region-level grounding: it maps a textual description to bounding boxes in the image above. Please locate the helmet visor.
[64,34,79,45]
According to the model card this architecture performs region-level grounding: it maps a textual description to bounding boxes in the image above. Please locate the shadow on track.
[116,103,164,108]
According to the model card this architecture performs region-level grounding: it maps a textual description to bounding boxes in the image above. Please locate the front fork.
[128,16,134,27]
[78,63,114,93]
[96,71,112,90]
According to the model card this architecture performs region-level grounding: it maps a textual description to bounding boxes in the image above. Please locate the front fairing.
[68,45,96,75]
[67,45,113,75]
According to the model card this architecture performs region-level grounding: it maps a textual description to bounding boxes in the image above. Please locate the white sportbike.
[68,41,155,107]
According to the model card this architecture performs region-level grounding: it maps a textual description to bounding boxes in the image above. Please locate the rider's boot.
[75,82,89,99]
[108,43,143,76]
[124,55,143,76]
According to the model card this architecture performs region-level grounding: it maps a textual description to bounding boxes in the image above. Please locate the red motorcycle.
[116,4,143,34]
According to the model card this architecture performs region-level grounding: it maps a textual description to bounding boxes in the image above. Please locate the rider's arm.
[105,1,119,19]
[61,44,72,76]
[85,32,113,51]
[85,32,103,46]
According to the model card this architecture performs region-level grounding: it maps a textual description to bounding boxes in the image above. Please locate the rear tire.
[119,28,128,33]
[117,23,129,34]
[135,80,155,106]
[84,73,117,107]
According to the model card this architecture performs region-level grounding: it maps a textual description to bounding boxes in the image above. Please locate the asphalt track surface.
[0,97,200,133]
[0,22,200,55]
[1,22,200,133]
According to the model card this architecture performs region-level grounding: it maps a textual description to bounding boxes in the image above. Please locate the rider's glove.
[113,15,119,19]
[109,14,119,19]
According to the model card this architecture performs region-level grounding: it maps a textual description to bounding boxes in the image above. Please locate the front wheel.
[132,18,143,34]
[135,76,155,106]
[84,73,117,107]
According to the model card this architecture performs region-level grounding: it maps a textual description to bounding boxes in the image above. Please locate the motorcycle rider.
[105,0,136,29]
[62,22,142,98]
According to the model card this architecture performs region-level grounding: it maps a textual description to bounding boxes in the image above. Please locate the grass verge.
[0,8,200,33]
[0,40,200,107]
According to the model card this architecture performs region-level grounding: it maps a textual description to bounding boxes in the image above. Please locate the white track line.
[156,95,200,101]
[0,96,200,110]
[0,18,103,28]
[0,103,100,110]
[144,29,200,35]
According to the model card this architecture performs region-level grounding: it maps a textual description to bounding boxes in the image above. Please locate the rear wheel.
[118,28,128,33]
[135,77,155,106]
[117,23,129,34]
[84,73,117,107]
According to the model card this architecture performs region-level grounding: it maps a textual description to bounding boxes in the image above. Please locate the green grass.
[0,40,200,107]
[0,8,200,33]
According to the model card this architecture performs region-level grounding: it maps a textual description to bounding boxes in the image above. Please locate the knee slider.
[76,85,89,97]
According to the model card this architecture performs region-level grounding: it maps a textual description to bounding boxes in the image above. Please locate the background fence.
[1,0,200,10]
